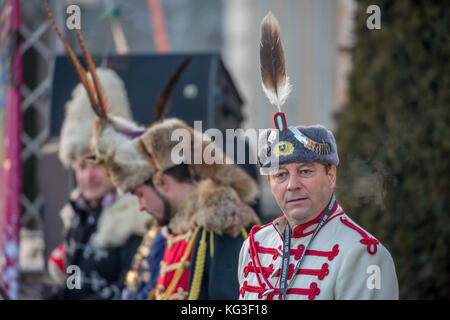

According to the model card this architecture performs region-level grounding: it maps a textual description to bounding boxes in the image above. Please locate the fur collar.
[60,189,151,248]
[168,178,261,237]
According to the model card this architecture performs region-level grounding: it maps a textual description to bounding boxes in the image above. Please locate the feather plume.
[259,11,292,111]
[154,58,191,121]
[74,29,109,119]
[45,0,100,116]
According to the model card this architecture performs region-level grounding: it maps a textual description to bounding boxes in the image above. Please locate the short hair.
[164,163,194,183]
[145,163,194,186]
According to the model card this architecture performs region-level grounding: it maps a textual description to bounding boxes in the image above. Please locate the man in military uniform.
[45,7,152,299]
[47,67,151,300]
[237,12,398,300]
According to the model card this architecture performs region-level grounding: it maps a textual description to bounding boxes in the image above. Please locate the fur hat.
[91,115,150,194]
[258,125,339,175]
[58,68,135,167]
[92,117,259,203]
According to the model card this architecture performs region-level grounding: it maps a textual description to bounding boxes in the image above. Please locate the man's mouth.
[85,182,101,190]
[286,197,308,205]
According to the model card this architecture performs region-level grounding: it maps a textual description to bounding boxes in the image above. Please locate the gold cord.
[158,227,199,300]
[187,228,207,300]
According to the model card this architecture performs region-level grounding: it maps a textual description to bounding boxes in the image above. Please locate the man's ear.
[328,165,337,189]
[154,173,171,194]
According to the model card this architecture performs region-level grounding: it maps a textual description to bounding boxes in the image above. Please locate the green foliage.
[335,0,450,299]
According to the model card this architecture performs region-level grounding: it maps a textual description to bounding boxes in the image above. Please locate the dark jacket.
[51,190,150,300]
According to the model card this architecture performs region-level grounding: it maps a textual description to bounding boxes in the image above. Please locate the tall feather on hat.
[260,11,292,133]
[258,12,336,175]
[45,0,141,168]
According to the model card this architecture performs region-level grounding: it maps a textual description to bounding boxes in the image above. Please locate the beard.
[153,189,175,227]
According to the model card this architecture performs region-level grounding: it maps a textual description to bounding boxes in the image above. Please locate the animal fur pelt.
[60,189,151,248]
[91,115,151,194]
[168,178,260,237]
[59,68,134,167]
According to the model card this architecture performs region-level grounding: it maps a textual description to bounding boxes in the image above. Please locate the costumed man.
[47,66,152,299]
[237,12,398,300]
[45,4,153,298]
[121,60,192,300]
[87,66,261,299]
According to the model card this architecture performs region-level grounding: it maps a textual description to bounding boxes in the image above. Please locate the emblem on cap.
[273,141,294,157]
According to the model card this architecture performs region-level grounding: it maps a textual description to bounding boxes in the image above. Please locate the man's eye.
[299,169,312,175]
[275,172,287,179]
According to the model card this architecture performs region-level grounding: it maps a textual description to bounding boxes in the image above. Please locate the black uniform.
[53,192,142,300]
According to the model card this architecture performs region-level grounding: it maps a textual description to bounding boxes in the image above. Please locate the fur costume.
[59,68,137,167]
[169,178,260,237]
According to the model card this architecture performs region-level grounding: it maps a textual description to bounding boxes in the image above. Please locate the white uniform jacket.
[238,204,398,300]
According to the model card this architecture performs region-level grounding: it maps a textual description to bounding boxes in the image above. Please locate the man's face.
[74,152,115,202]
[130,184,172,227]
[269,162,336,227]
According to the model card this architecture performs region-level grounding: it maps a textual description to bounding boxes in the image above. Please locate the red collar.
[291,202,338,238]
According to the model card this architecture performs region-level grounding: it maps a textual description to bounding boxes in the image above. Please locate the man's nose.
[137,198,145,212]
[84,167,97,182]
[287,173,302,191]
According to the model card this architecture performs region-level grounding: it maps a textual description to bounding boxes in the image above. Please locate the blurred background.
[0,0,448,299]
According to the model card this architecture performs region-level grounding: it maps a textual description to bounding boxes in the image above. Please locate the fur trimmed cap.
[58,68,134,167]
[136,118,260,203]
[92,117,259,203]
[258,125,339,175]
[91,115,148,194]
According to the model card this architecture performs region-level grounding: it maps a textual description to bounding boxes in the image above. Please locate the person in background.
[47,68,152,300]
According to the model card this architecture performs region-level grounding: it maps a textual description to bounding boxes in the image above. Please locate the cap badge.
[273,141,294,157]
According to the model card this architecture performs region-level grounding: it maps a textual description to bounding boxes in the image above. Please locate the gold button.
[140,246,150,257]
[142,271,151,283]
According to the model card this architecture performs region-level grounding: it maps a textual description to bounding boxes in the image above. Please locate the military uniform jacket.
[238,203,399,300]
[155,226,250,300]
[154,178,260,300]
[53,189,150,300]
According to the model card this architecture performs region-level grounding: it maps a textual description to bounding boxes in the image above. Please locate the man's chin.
[285,209,313,225]
[155,217,170,227]
[83,191,104,203]
[150,212,171,227]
